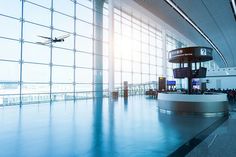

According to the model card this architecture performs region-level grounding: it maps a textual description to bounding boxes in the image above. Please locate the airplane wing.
[35,40,52,45]
[56,34,70,40]
[38,35,52,39]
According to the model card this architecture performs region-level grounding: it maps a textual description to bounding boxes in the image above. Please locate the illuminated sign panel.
[169,47,213,63]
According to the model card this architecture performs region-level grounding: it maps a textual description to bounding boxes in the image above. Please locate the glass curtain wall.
[0,0,108,106]
[114,9,164,95]
[0,0,191,106]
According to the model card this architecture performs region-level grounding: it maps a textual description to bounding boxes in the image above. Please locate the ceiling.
[134,0,236,67]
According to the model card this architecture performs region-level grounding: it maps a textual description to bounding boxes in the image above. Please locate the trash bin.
[112,91,119,99]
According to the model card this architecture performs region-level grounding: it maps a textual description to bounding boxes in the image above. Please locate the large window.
[114,9,164,94]
[0,0,192,106]
[0,0,108,106]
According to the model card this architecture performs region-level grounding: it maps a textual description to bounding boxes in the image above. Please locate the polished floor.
[0,96,221,157]
[187,105,236,157]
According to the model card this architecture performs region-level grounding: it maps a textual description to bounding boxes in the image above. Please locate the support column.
[162,30,167,77]
[187,62,192,94]
[49,0,54,103]
[94,0,105,98]
[73,0,77,100]
[108,0,114,97]
[19,0,25,107]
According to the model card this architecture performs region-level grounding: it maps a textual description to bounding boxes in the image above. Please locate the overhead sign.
[169,47,213,63]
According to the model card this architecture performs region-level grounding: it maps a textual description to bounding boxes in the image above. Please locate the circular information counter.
[158,93,228,116]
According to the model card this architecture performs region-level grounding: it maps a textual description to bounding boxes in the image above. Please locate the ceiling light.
[230,0,236,19]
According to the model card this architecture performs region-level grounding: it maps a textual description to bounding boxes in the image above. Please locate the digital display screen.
[167,80,176,85]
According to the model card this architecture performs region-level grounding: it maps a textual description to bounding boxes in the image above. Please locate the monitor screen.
[167,80,176,85]
[192,79,200,85]
[173,67,191,78]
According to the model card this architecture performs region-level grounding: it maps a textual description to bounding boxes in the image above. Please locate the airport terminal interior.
[1,0,236,156]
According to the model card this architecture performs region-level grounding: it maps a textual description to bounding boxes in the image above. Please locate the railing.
[0,82,157,106]
[114,82,158,96]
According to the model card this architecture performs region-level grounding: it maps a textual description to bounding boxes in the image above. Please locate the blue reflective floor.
[0,96,220,157]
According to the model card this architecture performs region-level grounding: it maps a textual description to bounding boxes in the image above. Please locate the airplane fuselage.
[53,38,64,42]
[36,34,69,45]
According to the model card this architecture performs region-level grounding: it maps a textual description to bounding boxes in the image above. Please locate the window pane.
[76,84,92,92]
[54,0,73,15]
[122,60,132,72]
[157,58,163,66]
[150,75,157,82]
[142,53,149,63]
[23,63,49,83]
[115,59,121,71]
[115,72,121,85]
[150,56,156,65]
[77,21,93,37]
[132,40,141,52]
[0,39,20,61]
[133,62,141,73]
[76,68,92,83]
[133,73,141,84]
[122,24,131,37]
[142,43,148,53]
[53,48,74,66]
[150,46,156,56]
[0,61,19,82]
[122,72,132,83]
[156,39,162,48]
[133,29,141,41]
[0,83,19,95]
[142,64,149,74]
[150,35,155,46]
[54,12,74,32]
[157,67,163,75]
[52,84,73,93]
[0,16,20,39]
[142,74,149,83]
[133,52,141,62]
[77,36,92,53]
[23,42,50,64]
[24,2,51,26]
[52,66,74,83]
[76,52,92,68]
[157,48,163,57]
[77,4,93,23]
[150,65,156,75]
[0,1,21,18]
[22,84,50,94]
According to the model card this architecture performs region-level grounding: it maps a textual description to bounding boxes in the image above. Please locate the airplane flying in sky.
[36,34,70,45]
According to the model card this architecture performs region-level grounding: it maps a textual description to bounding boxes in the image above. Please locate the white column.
[108,0,115,96]
[162,29,167,77]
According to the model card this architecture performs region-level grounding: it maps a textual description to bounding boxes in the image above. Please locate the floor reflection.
[124,98,128,112]
[91,98,103,157]
[0,96,221,157]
